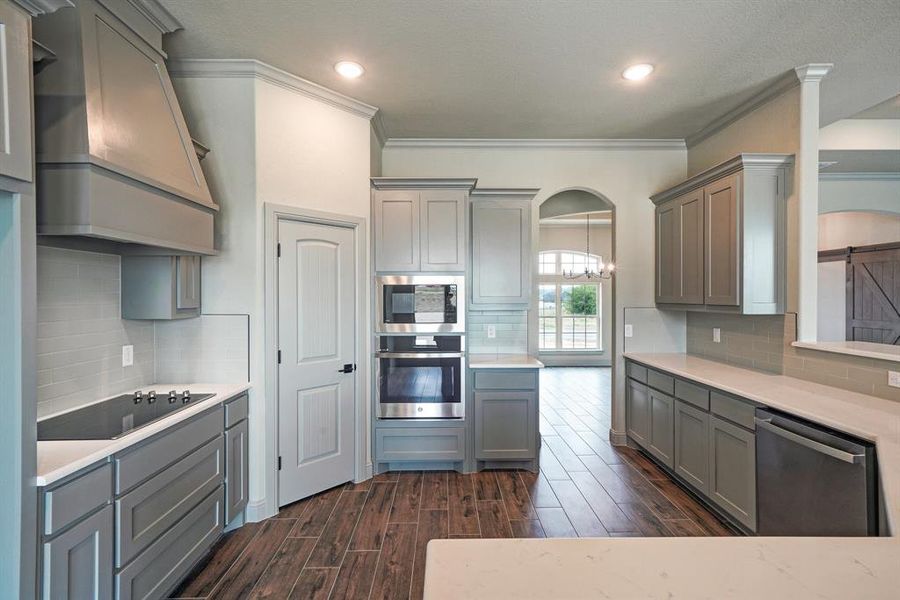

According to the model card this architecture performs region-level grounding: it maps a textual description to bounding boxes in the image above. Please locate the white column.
[794,64,832,342]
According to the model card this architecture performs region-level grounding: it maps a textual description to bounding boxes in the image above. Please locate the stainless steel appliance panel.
[376,275,465,333]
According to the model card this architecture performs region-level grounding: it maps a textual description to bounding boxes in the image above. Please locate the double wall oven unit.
[375,335,465,419]
[376,275,464,334]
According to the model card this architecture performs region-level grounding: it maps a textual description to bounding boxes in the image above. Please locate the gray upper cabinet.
[41,505,114,600]
[122,255,202,320]
[651,154,792,314]
[470,190,536,307]
[655,190,704,304]
[0,1,33,182]
[371,178,476,273]
[32,0,218,254]
[709,415,757,531]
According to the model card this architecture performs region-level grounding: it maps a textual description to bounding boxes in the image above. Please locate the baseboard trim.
[608,429,628,446]
[244,499,271,523]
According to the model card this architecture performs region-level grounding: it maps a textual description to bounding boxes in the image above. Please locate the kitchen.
[2,1,900,599]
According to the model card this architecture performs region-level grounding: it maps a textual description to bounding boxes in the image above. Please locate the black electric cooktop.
[37,391,215,441]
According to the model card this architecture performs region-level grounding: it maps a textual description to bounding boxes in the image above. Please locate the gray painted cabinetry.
[470,189,536,307]
[473,370,539,464]
[652,154,792,314]
[371,178,476,272]
[225,395,250,523]
[625,359,758,532]
[0,1,33,182]
[122,255,202,320]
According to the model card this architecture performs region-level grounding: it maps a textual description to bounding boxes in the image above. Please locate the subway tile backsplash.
[468,310,528,354]
[36,246,251,419]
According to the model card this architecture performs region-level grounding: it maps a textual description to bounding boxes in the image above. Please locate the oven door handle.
[375,351,465,359]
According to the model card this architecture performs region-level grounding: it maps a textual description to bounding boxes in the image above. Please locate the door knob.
[338,363,357,374]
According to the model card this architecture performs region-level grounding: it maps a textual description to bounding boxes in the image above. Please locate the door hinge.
[278,350,282,364]
[277,243,281,258]
[278,456,282,471]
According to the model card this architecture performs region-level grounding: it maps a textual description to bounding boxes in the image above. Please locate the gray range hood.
[32,0,217,254]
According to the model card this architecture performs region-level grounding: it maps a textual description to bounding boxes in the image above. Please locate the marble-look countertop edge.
[468,354,544,369]
[36,382,251,487]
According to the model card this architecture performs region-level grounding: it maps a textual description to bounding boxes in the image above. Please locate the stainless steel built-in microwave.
[375,275,465,333]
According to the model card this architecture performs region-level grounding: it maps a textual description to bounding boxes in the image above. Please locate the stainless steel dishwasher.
[755,408,878,536]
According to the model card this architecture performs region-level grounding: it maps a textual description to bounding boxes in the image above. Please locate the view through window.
[539,251,602,350]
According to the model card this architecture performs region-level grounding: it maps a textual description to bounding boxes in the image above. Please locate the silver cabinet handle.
[755,418,864,464]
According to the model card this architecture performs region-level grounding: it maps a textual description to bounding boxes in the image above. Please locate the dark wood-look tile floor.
[172,367,735,599]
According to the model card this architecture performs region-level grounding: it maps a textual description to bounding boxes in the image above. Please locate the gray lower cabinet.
[647,389,675,468]
[470,191,534,307]
[709,415,757,531]
[625,378,650,448]
[121,255,202,320]
[225,418,250,523]
[375,427,466,462]
[474,390,538,460]
[0,1,33,182]
[42,505,114,600]
[673,400,710,494]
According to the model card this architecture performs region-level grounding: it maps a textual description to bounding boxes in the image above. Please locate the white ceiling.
[158,0,900,139]
[852,95,900,119]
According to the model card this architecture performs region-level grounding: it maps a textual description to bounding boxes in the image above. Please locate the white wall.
[172,70,373,520]
[819,119,900,150]
[819,178,900,214]
[817,261,845,342]
[539,223,613,364]
[818,211,900,249]
[382,144,686,438]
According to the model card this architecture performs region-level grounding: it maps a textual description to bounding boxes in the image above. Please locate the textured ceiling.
[852,95,900,119]
[158,0,900,139]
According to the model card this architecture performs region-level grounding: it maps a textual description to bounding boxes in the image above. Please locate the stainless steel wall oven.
[375,335,465,418]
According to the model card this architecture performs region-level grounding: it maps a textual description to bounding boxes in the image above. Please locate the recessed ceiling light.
[622,63,654,81]
[334,61,365,79]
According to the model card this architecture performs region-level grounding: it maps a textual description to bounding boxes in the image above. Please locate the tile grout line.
[202,520,269,599]
[327,486,372,599]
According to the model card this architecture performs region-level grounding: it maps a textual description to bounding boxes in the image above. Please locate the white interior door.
[278,219,356,506]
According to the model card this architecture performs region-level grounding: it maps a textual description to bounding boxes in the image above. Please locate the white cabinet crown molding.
[370,177,478,190]
[167,58,379,120]
[126,0,182,34]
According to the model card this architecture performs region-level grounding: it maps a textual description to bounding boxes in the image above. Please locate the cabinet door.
[674,400,710,494]
[648,390,675,468]
[705,174,741,306]
[625,379,650,448]
[176,255,201,311]
[225,419,249,523]
[471,199,532,306]
[679,190,705,304]
[42,506,114,600]
[474,390,537,460]
[655,199,680,303]
[0,2,33,182]
[374,190,420,271]
[420,189,466,271]
[709,415,756,531]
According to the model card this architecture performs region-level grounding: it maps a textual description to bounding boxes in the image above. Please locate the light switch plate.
[122,345,134,367]
[624,324,634,338]
[889,371,900,389]
[712,328,721,343]
[486,325,497,339]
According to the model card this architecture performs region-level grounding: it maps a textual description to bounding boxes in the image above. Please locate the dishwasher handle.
[755,417,865,465]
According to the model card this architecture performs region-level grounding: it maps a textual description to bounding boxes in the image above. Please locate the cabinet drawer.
[647,369,675,395]
[115,488,223,600]
[375,427,465,462]
[43,463,112,537]
[710,392,756,430]
[116,436,224,568]
[674,380,710,411]
[115,405,223,495]
[224,393,249,429]
[626,362,648,383]
[474,370,537,390]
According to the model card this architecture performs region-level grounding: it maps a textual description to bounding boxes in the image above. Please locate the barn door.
[846,246,900,345]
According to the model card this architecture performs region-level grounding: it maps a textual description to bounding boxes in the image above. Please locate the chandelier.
[562,213,615,280]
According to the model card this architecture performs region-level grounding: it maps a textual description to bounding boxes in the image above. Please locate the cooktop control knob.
[133,391,143,404]
[182,390,191,403]
[168,390,177,403]
[147,391,157,404]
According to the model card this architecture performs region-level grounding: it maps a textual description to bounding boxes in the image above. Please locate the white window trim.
[538,250,603,352]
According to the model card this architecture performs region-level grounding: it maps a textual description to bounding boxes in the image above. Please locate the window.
[538,251,602,351]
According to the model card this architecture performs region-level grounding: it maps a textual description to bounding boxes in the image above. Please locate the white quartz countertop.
[36,383,250,486]
[468,354,544,369]
[423,353,900,599]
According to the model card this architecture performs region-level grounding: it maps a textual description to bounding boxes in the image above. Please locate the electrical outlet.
[624,324,634,338]
[889,371,900,389]
[486,325,497,339]
[712,328,721,343]
[122,345,134,367]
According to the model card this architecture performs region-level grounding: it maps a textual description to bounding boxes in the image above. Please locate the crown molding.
[686,70,800,148]
[12,0,72,15]
[383,138,686,150]
[651,153,794,205]
[371,113,388,148]
[795,63,833,83]
[127,0,182,34]
[470,188,541,198]
[818,172,900,181]
[167,59,379,120]
[371,177,478,190]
